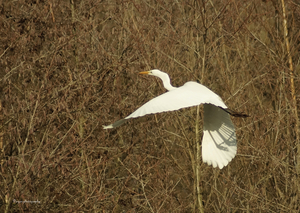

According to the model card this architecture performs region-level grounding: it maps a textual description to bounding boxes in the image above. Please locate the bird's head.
[139,69,175,91]
[139,69,164,77]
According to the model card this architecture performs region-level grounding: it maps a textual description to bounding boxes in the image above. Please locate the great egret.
[103,69,247,169]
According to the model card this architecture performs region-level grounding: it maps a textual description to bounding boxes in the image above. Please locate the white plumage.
[103,69,245,169]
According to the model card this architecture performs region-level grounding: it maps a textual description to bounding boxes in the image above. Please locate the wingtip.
[103,124,113,129]
[203,159,227,169]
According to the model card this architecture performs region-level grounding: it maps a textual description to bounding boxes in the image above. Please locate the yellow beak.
[139,71,150,75]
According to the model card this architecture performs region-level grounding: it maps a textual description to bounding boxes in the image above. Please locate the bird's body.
[103,69,246,169]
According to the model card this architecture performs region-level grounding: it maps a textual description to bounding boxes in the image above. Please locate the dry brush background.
[1,0,300,212]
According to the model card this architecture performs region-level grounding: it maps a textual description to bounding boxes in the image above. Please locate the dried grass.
[1,0,300,212]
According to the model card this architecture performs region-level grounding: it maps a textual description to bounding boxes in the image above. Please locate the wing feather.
[103,82,228,129]
[202,104,237,169]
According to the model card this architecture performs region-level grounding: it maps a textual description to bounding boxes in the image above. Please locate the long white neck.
[159,72,177,91]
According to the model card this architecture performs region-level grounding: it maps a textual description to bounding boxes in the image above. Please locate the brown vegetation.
[1,0,300,212]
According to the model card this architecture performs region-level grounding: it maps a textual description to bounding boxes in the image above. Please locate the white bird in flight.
[103,69,248,169]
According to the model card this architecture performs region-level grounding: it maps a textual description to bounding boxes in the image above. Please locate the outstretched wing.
[103,82,227,129]
[202,104,237,169]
